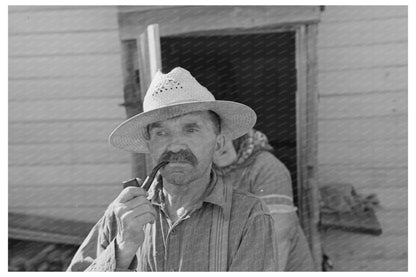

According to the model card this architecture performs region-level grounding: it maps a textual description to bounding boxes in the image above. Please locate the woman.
[213,129,314,271]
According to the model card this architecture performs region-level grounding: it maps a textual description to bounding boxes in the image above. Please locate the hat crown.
[143,67,215,112]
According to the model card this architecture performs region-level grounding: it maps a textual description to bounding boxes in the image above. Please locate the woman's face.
[213,139,237,167]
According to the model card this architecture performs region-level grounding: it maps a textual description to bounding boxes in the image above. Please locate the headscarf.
[214,129,273,176]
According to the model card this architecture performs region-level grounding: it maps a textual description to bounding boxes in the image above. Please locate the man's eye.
[185,127,197,133]
[155,130,167,136]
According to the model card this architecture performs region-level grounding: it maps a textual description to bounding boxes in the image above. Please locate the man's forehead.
[150,111,211,127]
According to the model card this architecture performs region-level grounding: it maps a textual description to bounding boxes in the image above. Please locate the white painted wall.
[8,6,130,223]
[317,6,407,271]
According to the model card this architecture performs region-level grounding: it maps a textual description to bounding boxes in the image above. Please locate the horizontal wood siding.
[317,6,407,271]
[8,6,130,224]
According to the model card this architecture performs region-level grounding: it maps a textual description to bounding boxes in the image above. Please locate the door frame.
[117,6,322,268]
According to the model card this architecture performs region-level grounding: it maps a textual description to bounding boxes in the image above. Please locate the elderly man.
[67,67,278,271]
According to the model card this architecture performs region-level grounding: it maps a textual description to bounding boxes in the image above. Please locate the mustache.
[158,149,198,166]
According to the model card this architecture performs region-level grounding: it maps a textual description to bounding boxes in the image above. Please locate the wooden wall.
[8,6,130,223]
[317,6,407,270]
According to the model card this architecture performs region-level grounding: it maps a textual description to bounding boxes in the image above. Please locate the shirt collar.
[147,170,226,208]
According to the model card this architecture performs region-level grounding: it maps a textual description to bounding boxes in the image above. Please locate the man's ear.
[214,134,226,153]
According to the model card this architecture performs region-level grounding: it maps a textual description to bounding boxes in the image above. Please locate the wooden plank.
[9,142,130,166]
[322,229,407,270]
[9,185,120,209]
[9,6,118,34]
[9,206,106,224]
[9,31,121,56]
[9,120,121,144]
[318,91,407,119]
[8,5,108,13]
[138,24,163,175]
[319,66,407,95]
[318,140,407,166]
[9,76,123,100]
[9,98,126,122]
[318,116,407,142]
[321,6,407,23]
[318,43,407,71]
[376,210,407,236]
[9,163,132,186]
[318,18,407,47]
[9,54,122,79]
[318,165,407,190]
[119,6,321,39]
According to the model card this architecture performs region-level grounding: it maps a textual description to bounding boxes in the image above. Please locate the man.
[67,67,278,271]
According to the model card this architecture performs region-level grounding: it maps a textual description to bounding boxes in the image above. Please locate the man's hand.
[112,184,157,269]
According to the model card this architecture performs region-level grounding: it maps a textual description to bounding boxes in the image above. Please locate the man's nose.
[165,134,187,152]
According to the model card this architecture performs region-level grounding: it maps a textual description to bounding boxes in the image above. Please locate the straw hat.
[109,67,256,153]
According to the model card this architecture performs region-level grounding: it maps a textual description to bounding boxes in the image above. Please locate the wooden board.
[320,6,407,23]
[9,185,121,209]
[119,6,321,39]
[318,140,407,166]
[318,18,407,48]
[9,76,123,100]
[321,229,407,270]
[9,54,122,79]
[318,115,407,142]
[9,163,132,186]
[9,120,122,144]
[9,98,126,122]
[9,207,107,227]
[318,165,407,190]
[319,43,407,71]
[9,7,118,34]
[319,66,407,95]
[9,31,121,57]
[9,142,130,166]
[318,91,407,119]
[9,212,95,245]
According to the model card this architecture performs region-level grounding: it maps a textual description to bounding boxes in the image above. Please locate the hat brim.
[109,100,257,153]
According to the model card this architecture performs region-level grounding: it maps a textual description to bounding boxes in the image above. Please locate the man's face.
[146,111,224,186]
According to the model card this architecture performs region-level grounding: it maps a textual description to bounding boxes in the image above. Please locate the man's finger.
[117,186,147,203]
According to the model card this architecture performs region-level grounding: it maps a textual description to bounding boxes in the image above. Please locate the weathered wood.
[9,77,123,100]
[9,142,130,166]
[9,31,121,57]
[9,120,121,144]
[321,229,407,266]
[9,185,120,208]
[319,43,407,71]
[9,98,126,122]
[318,165,407,190]
[119,39,147,179]
[9,212,94,245]
[9,54,122,79]
[9,6,118,34]
[318,115,407,142]
[119,6,321,39]
[318,140,407,166]
[295,24,322,269]
[9,206,107,225]
[318,91,407,119]
[9,163,132,186]
[320,6,407,23]
[318,18,407,48]
[319,66,407,94]
[137,24,162,174]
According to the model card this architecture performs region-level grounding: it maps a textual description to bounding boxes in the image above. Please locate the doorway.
[160,31,299,205]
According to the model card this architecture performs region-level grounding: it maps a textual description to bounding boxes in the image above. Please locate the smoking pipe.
[122,161,169,191]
